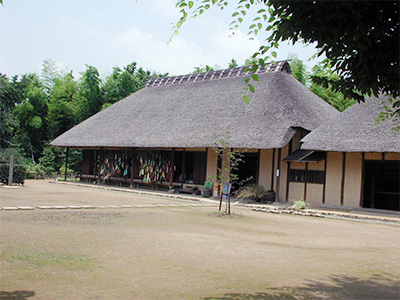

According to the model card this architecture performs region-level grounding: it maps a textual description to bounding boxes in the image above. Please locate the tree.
[79,65,103,119]
[174,1,399,104]
[13,77,49,161]
[310,64,356,112]
[288,54,308,86]
[0,74,20,148]
[47,73,78,139]
[102,62,151,108]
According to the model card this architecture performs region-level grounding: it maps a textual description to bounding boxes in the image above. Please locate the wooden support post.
[256,149,261,184]
[98,148,103,184]
[270,148,275,191]
[285,162,291,202]
[340,152,346,206]
[359,152,365,207]
[64,147,69,181]
[181,149,186,188]
[276,148,282,202]
[130,148,135,188]
[169,148,175,187]
[322,154,328,204]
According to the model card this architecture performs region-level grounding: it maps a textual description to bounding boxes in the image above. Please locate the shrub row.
[0,164,26,185]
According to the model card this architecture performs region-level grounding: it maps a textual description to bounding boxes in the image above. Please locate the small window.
[289,169,325,184]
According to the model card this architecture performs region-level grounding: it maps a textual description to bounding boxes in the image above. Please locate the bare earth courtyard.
[1,181,399,300]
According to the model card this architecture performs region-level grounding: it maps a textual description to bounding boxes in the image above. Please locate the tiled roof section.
[145,60,291,88]
[283,149,327,162]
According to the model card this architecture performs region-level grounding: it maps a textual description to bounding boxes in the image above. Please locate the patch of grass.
[292,200,309,210]
[208,211,243,218]
[0,245,93,269]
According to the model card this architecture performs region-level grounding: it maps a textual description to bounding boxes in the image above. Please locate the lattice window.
[289,169,325,184]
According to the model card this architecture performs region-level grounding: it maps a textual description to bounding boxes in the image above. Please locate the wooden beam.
[322,153,328,204]
[285,161,291,202]
[130,148,135,188]
[271,148,276,191]
[64,147,69,181]
[276,148,282,201]
[256,149,261,184]
[170,148,175,187]
[340,152,347,206]
[181,148,186,188]
[359,152,365,207]
[98,148,103,184]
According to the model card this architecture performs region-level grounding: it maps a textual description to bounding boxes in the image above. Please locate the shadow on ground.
[203,274,400,300]
[0,291,35,300]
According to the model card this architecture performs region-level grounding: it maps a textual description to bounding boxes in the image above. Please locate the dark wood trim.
[285,139,293,202]
[276,148,282,201]
[256,149,261,184]
[271,148,276,191]
[98,148,103,183]
[304,162,308,202]
[205,147,209,181]
[93,150,98,180]
[322,153,328,204]
[285,161,291,202]
[170,148,175,187]
[181,148,186,188]
[340,152,347,206]
[64,147,69,181]
[360,152,365,207]
[130,148,135,188]
[382,152,386,160]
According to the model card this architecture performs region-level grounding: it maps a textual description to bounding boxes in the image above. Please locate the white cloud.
[116,26,207,75]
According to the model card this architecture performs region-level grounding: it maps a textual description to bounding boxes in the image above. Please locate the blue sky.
[0,0,322,78]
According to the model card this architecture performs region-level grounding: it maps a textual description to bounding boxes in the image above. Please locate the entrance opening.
[363,161,400,211]
[173,151,207,184]
[235,153,258,186]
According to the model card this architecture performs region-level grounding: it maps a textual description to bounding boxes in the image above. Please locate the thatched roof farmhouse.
[301,96,400,152]
[51,61,399,212]
[51,61,338,149]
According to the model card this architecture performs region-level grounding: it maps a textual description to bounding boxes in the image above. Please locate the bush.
[0,164,26,185]
[235,184,271,202]
[0,147,27,165]
[26,162,47,179]
[292,200,309,210]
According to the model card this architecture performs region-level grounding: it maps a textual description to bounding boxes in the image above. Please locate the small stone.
[2,207,19,210]
[17,206,35,210]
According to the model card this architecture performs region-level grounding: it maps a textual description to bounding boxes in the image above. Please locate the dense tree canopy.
[175,0,399,104]
[0,60,163,175]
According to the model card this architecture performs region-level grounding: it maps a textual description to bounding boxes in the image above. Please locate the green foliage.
[0,147,28,165]
[235,184,270,202]
[193,64,216,73]
[0,164,26,185]
[2,59,155,174]
[310,64,356,112]
[209,132,245,185]
[288,54,308,86]
[292,200,309,210]
[174,0,399,119]
[26,162,47,179]
[79,65,103,118]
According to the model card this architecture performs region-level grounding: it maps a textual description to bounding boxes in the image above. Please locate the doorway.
[363,161,400,211]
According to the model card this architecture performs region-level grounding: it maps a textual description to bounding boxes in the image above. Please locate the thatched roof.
[301,96,400,153]
[51,61,338,149]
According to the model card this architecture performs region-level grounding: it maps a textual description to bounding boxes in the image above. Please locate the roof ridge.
[145,60,291,88]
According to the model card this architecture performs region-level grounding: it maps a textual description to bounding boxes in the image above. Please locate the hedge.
[0,164,26,185]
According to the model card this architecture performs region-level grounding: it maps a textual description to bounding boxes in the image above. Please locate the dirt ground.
[1,181,399,300]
